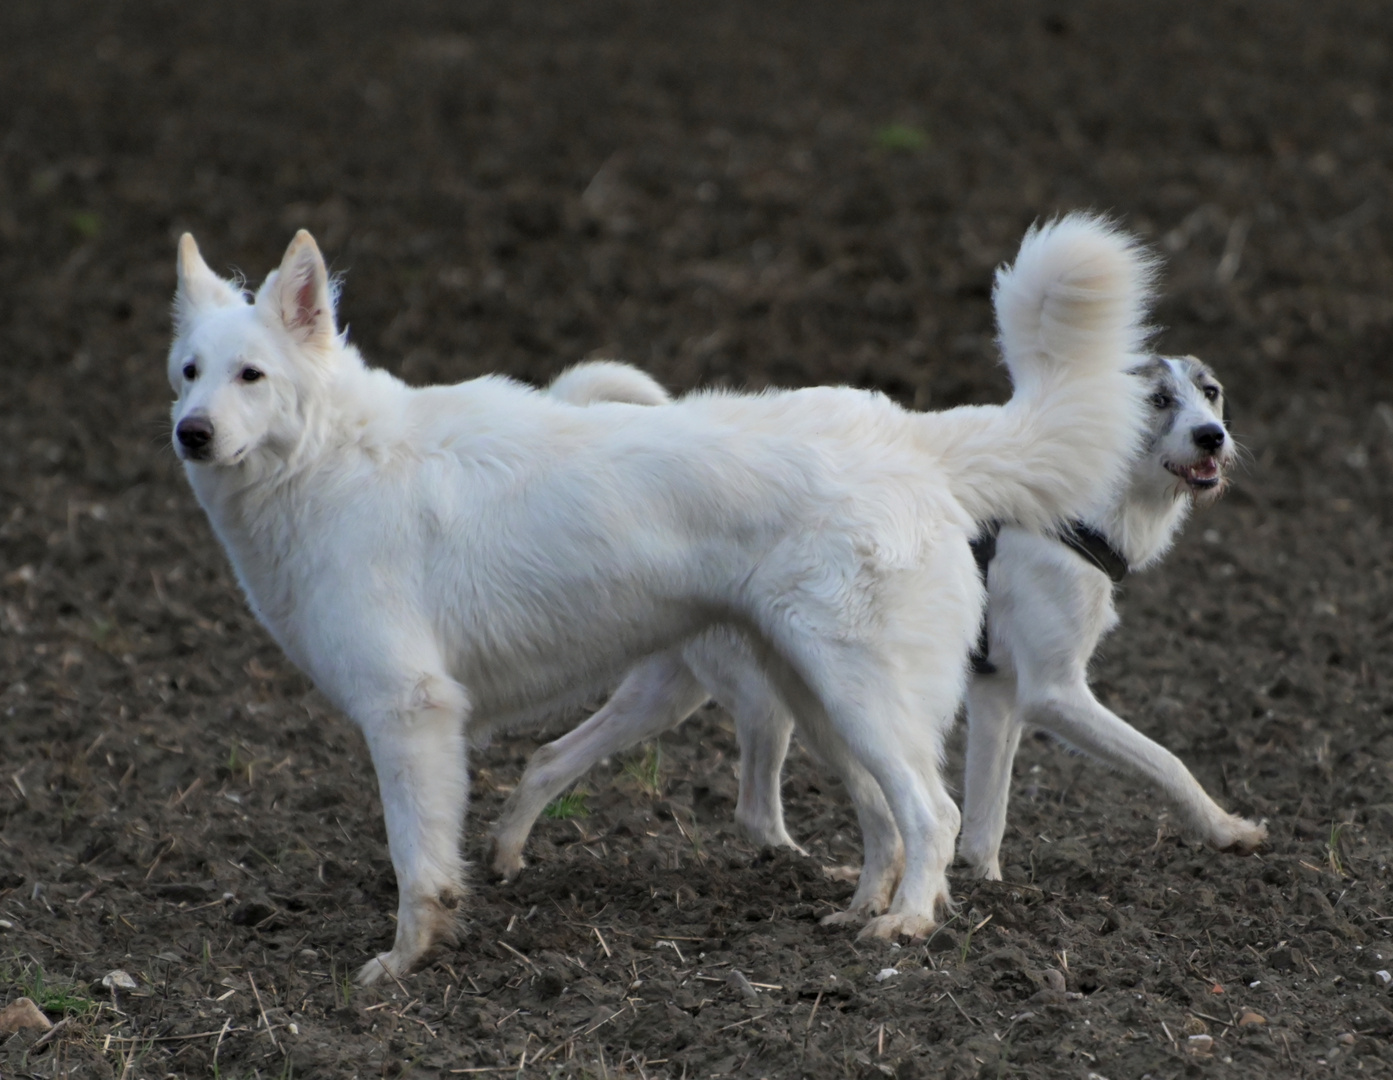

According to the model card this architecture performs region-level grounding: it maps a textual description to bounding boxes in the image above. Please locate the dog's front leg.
[959,672,1024,880]
[733,705,802,853]
[356,673,471,985]
[1025,678,1267,854]
[682,635,806,853]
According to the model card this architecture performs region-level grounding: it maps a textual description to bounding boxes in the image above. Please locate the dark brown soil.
[4,1,1393,1076]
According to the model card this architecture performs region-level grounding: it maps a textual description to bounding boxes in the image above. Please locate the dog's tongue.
[1190,459,1218,480]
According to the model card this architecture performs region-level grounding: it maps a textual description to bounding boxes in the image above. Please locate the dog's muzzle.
[1165,456,1222,490]
[176,415,215,460]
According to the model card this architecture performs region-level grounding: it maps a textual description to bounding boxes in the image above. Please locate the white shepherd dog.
[167,215,1148,982]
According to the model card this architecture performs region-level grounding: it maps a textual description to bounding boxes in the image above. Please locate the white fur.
[168,217,1145,982]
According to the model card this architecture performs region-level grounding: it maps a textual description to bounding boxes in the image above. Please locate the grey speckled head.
[1132,355,1233,504]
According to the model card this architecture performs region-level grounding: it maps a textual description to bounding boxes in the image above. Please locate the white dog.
[167,216,1146,982]
[491,306,1265,893]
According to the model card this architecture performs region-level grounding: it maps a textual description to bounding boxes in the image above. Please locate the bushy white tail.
[547,360,671,406]
[932,214,1155,530]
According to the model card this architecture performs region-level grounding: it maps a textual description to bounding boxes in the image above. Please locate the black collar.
[1058,521,1130,583]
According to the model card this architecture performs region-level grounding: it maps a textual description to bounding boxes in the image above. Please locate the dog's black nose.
[177,415,214,455]
[1192,422,1226,452]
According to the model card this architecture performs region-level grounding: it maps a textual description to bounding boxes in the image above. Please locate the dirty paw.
[857,913,936,941]
[820,907,875,928]
[488,840,527,881]
[1213,816,1268,855]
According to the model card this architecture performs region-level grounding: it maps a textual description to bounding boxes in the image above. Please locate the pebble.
[1374,970,1392,987]
[726,970,760,1001]
[1338,1033,1356,1046]
[102,969,138,991]
[1237,1009,1267,1027]
[1187,1034,1215,1054]
[875,968,900,982]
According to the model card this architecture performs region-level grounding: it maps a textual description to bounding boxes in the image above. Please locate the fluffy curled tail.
[932,213,1155,531]
[995,214,1157,395]
[546,360,671,406]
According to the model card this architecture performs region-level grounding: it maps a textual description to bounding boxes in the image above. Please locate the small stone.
[1374,970,1392,987]
[1237,1009,1267,1027]
[0,997,52,1034]
[298,949,319,963]
[1337,1033,1356,1046]
[101,969,138,992]
[1041,968,1066,993]
[1187,1034,1215,1054]
[875,967,900,982]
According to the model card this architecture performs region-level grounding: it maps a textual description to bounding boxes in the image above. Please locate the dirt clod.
[0,998,52,1035]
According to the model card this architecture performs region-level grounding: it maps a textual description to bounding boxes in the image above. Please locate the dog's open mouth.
[1166,457,1221,490]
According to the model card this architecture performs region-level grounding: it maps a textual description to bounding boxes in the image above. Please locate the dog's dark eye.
[240,367,264,383]
[1149,391,1173,409]
[1203,385,1220,402]
[182,362,198,381]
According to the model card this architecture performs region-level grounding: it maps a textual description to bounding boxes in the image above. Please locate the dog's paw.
[737,818,809,857]
[781,837,812,859]
[488,842,527,882]
[819,908,871,928]
[957,853,1003,881]
[1212,815,1267,855]
[857,913,936,942]
[356,953,400,986]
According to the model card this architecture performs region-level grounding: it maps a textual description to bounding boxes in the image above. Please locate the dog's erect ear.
[265,230,337,353]
[175,234,243,330]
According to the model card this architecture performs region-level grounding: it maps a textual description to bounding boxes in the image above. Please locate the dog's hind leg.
[959,672,1023,881]
[1024,678,1267,853]
[490,649,709,879]
[355,670,472,986]
[852,723,958,941]
[779,711,904,921]
[768,646,946,937]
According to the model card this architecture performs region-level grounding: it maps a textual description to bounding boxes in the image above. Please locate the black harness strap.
[968,522,1000,674]
[1058,522,1130,584]
[967,520,1130,676]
